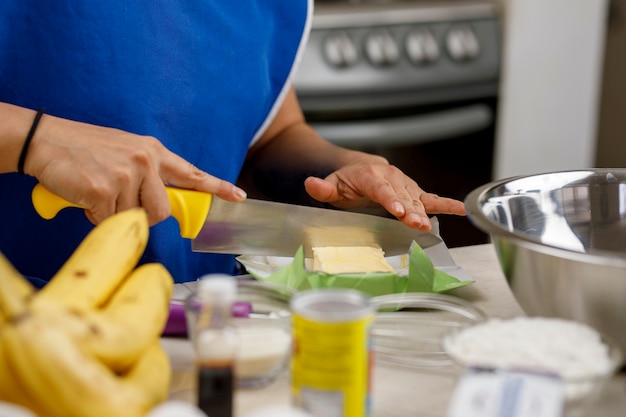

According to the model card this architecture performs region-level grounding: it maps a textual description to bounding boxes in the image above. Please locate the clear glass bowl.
[441,317,624,417]
[370,292,487,369]
[185,279,296,389]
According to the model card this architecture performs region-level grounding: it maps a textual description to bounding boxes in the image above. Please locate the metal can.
[290,289,374,417]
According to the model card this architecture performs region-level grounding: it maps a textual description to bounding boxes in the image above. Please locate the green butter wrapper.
[246,242,473,297]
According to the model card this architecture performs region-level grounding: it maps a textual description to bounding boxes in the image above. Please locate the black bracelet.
[17,108,45,175]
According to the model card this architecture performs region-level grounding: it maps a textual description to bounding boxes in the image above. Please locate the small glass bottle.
[195,274,239,417]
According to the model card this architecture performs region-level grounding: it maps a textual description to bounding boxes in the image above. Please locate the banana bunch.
[0,208,174,417]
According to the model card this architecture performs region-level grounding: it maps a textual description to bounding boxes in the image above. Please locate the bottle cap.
[198,274,237,304]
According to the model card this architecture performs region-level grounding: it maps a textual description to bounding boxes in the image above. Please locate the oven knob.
[405,28,439,65]
[322,32,359,68]
[364,29,400,67]
[446,25,480,62]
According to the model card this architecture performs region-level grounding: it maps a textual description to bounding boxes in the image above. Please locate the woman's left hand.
[245,87,466,232]
[303,161,466,232]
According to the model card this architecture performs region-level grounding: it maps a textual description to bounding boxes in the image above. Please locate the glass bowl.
[441,316,624,417]
[370,292,487,369]
[184,279,296,389]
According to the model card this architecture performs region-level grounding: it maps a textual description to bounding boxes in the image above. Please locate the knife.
[31,184,442,257]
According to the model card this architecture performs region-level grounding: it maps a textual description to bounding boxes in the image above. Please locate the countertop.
[162,243,626,417]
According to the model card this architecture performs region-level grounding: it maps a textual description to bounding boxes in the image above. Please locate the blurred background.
[293,0,624,248]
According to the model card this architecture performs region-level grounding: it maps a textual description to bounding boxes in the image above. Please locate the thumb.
[304,176,338,203]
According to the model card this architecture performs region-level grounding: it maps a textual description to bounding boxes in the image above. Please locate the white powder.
[235,326,292,380]
[443,317,614,381]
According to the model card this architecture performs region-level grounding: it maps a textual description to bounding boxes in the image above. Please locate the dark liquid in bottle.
[197,361,234,417]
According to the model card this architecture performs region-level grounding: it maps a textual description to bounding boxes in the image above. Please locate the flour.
[235,326,292,380]
[443,317,614,381]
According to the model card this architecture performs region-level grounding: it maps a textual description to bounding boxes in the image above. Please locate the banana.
[0,326,66,417]
[0,332,40,413]
[35,262,174,372]
[26,262,173,373]
[93,262,174,371]
[33,207,149,311]
[0,263,44,416]
[0,275,31,407]
[0,209,173,417]
[3,312,170,417]
[0,252,34,322]
[121,340,171,408]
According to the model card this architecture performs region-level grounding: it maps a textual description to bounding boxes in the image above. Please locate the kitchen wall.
[596,0,626,168]
[492,0,610,179]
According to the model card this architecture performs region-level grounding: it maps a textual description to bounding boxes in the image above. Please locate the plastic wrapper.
[237,241,474,297]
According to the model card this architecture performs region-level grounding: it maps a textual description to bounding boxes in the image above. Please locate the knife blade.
[31,184,442,257]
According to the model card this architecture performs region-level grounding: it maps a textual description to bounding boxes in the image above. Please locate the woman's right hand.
[15,107,246,226]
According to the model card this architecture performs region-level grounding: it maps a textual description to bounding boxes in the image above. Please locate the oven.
[294,0,501,247]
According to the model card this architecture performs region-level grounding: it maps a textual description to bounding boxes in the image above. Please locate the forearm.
[238,122,387,205]
[0,102,40,174]
[0,101,246,226]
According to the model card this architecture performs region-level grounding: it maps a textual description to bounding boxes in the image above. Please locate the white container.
[186,279,295,389]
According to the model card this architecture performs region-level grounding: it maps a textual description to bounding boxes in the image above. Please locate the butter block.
[312,246,396,274]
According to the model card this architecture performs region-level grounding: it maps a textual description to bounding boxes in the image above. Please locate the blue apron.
[0,0,311,285]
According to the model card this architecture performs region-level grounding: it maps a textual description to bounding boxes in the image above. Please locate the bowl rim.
[464,168,626,266]
[440,316,625,383]
[370,292,487,369]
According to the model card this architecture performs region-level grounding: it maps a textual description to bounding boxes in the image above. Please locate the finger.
[82,203,115,225]
[114,180,141,215]
[205,177,247,202]
[394,197,431,230]
[76,182,119,225]
[303,176,339,202]
[83,210,98,226]
[420,193,467,215]
[84,173,142,223]
[162,158,246,202]
[137,176,172,226]
[311,173,429,229]
[357,175,416,215]
[354,175,434,229]
[42,182,116,226]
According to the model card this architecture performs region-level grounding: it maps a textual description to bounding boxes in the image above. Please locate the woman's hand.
[303,160,466,232]
[24,111,246,226]
[244,87,466,232]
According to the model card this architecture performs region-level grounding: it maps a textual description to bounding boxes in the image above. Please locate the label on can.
[290,289,374,417]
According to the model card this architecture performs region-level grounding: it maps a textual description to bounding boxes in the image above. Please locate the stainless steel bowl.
[465,169,626,356]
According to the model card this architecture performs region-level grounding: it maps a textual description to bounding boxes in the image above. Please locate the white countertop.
[162,243,625,417]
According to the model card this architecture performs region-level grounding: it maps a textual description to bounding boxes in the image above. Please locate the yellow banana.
[33,207,149,311]
[0,331,65,417]
[121,340,171,408]
[0,254,37,412]
[0,252,33,322]
[93,262,174,371]
[27,262,173,373]
[0,208,172,417]
[3,312,169,417]
[0,331,40,414]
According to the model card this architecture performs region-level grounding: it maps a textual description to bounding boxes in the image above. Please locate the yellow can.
[290,289,374,417]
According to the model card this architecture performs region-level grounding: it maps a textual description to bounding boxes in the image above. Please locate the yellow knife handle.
[165,187,212,239]
[31,183,212,239]
[31,183,81,219]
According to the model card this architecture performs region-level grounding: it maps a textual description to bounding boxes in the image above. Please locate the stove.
[295,0,500,113]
